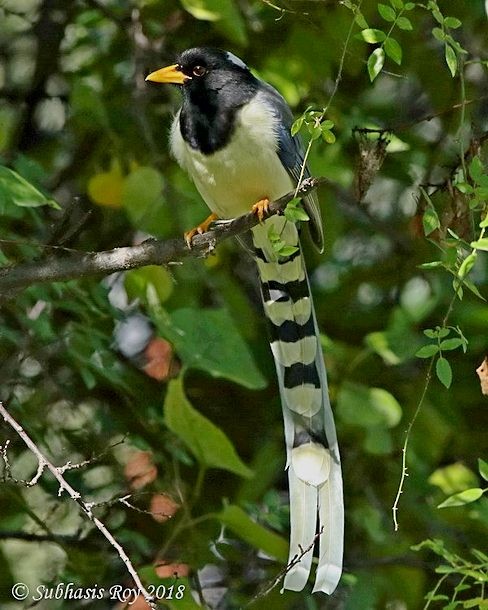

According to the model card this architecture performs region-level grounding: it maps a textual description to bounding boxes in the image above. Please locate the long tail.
[252,215,344,595]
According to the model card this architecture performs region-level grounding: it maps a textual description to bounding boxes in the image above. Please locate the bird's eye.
[192,65,207,77]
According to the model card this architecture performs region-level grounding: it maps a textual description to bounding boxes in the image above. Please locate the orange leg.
[251,197,270,223]
[184,212,219,248]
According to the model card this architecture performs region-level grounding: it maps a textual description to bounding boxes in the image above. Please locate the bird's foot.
[251,197,270,223]
[184,213,219,248]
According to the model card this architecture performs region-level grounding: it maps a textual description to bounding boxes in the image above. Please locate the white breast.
[170,94,294,219]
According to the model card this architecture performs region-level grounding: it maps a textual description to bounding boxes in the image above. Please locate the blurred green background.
[0,0,487,608]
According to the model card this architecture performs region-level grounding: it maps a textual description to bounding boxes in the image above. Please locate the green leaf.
[121,166,168,235]
[447,37,468,56]
[267,225,281,243]
[12,154,48,187]
[390,0,403,9]
[158,307,267,390]
[464,599,488,609]
[378,3,396,21]
[284,199,310,223]
[180,0,220,20]
[455,181,474,194]
[411,538,452,558]
[469,156,485,184]
[439,338,463,351]
[429,462,479,495]
[384,37,403,64]
[431,7,444,25]
[307,122,322,140]
[364,331,401,365]
[462,278,486,301]
[416,344,439,358]
[164,376,253,478]
[396,16,413,30]
[355,12,369,29]
[369,388,403,427]
[444,16,462,29]
[436,356,452,388]
[271,239,286,253]
[470,238,488,251]
[337,382,402,429]
[124,265,173,304]
[426,594,449,602]
[277,245,299,257]
[291,116,304,136]
[368,48,386,82]
[0,166,57,209]
[404,2,415,9]
[418,260,443,269]
[422,205,441,235]
[437,487,484,508]
[432,27,446,42]
[217,504,288,561]
[474,184,488,198]
[445,44,458,77]
[361,28,387,43]
[457,251,478,279]
[478,458,488,482]
[180,0,247,45]
[321,129,336,144]
[435,565,455,574]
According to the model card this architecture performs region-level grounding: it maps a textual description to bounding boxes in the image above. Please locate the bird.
[146,47,344,595]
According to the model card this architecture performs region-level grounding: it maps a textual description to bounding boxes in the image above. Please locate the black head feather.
[175,48,259,154]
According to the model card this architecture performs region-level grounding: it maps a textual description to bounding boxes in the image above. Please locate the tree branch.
[0,178,325,297]
[0,401,159,609]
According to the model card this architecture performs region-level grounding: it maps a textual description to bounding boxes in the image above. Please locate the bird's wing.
[258,83,324,252]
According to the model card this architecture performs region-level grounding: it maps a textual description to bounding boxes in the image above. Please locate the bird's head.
[145,48,254,101]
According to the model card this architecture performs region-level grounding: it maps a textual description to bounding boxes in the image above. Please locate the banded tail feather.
[252,215,344,594]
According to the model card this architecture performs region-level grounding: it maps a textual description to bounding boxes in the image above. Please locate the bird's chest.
[170,98,293,218]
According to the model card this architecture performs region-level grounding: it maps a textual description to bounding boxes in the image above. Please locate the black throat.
[179,72,258,155]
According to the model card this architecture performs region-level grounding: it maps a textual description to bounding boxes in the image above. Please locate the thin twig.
[245,528,324,607]
[391,358,434,532]
[0,402,158,610]
[294,2,360,198]
[355,95,488,135]
[392,292,458,531]
[391,55,483,529]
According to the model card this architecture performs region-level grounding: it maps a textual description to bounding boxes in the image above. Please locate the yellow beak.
[145,64,190,85]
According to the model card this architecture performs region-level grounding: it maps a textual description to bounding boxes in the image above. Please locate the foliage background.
[0,0,487,608]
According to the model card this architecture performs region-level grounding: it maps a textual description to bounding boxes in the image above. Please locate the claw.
[251,197,270,223]
[184,213,219,248]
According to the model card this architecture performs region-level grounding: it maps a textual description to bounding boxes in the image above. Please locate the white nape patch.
[225,51,248,70]
[285,385,322,417]
[264,296,311,326]
[170,95,293,219]
[291,443,330,487]
[271,336,317,367]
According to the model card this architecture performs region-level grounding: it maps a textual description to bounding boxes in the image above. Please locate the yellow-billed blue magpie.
[146,47,344,594]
